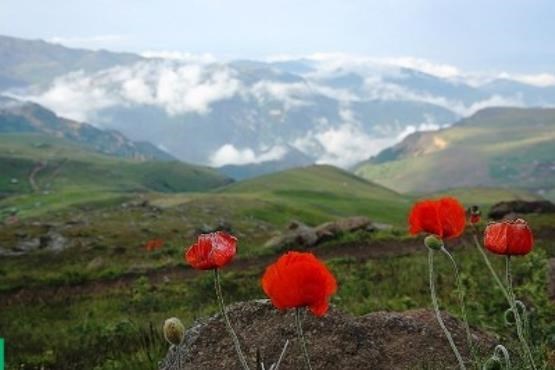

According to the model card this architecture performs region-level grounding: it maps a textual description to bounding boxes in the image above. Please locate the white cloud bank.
[20,61,242,121]
[210,144,287,166]
[12,52,555,168]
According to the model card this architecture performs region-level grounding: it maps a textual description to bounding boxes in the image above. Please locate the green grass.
[215,165,412,226]
[2,229,553,369]
[0,133,230,196]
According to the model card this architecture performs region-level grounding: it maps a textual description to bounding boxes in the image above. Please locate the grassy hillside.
[355,107,555,194]
[214,165,412,226]
[0,133,231,217]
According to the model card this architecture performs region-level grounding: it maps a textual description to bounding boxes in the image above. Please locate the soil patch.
[160,300,495,370]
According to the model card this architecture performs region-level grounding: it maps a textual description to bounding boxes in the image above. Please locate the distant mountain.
[3,35,555,177]
[218,146,314,180]
[0,96,173,161]
[355,107,555,199]
[0,35,141,88]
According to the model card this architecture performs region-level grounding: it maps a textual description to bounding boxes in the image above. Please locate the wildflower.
[409,197,471,369]
[185,231,237,270]
[145,239,164,252]
[409,197,466,240]
[262,251,337,317]
[484,219,534,256]
[184,232,249,369]
[163,317,185,346]
[467,205,481,224]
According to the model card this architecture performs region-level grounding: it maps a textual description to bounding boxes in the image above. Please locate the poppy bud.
[163,317,185,346]
[484,218,534,256]
[468,205,481,224]
[424,235,443,250]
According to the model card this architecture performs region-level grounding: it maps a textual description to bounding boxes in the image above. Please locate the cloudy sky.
[1,0,554,73]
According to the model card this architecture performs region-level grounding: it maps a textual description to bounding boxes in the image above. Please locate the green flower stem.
[214,269,251,370]
[471,232,511,302]
[429,248,467,370]
[505,257,536,370]
[295,308,313,370]
[440,246,476,363]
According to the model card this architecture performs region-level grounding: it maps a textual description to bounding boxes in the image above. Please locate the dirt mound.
[160,300,495,370]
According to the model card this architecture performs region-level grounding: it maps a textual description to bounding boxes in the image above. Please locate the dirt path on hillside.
[0,236,467,307]
[28,161,47,192]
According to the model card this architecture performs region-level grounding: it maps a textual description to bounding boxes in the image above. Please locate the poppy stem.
[471,230,511,302]
[440,246,476,363]
[269,339,289,370]
[214,268,251,370]
[428,248,467,370]
[295,308,313,370]
[505,256,536,370]
[494,344,511,369]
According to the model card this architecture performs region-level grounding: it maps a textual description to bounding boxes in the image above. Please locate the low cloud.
[210,144,288,166]
[20,61,242,121]
[497,72,555,87]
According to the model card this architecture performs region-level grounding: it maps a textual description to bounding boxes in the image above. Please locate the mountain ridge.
[354,107,555,199]
[0,95,173,161]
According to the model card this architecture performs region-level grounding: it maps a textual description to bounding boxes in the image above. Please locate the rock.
[488,200,555,220]
[265,217,373,250]
[195,220,234,235]
[314,216,371,240]
[10,230,68,255]
[159,300,494,370]
[264,221,318,249]
[87,257,105,271]
[367,222,394,232]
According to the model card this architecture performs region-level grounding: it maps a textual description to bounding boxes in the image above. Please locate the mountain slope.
[214,165,411,225]
[355,107,555,195]
[0,96,173,161]
[0,133,231,197]
[0,35,141,88]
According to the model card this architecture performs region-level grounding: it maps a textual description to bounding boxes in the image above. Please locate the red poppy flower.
[145,239,164,252]
[408,197,466,239]
[484,219,534,256]
[185,231,237,270]
[261,251,337,317]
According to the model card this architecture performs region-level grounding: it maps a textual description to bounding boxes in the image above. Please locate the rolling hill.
[213,164,412,226]
[355,107,555,198]
[0,133,231,217]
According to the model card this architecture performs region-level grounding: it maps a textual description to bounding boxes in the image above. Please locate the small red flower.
[484,219,534,256]
[145,239,164,252]
[261,251,337,317]
[408,197,466,239]
[467,205,481,224]
[185,231,237,270]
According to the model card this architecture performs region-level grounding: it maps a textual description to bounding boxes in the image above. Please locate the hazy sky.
[1,0,554,73]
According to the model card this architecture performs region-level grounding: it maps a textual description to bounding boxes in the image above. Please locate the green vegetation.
[0,133,231,217]
[216,164,412,226]
[355,108,555,195]
[1,227,553,369]
[1,139,554,369]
